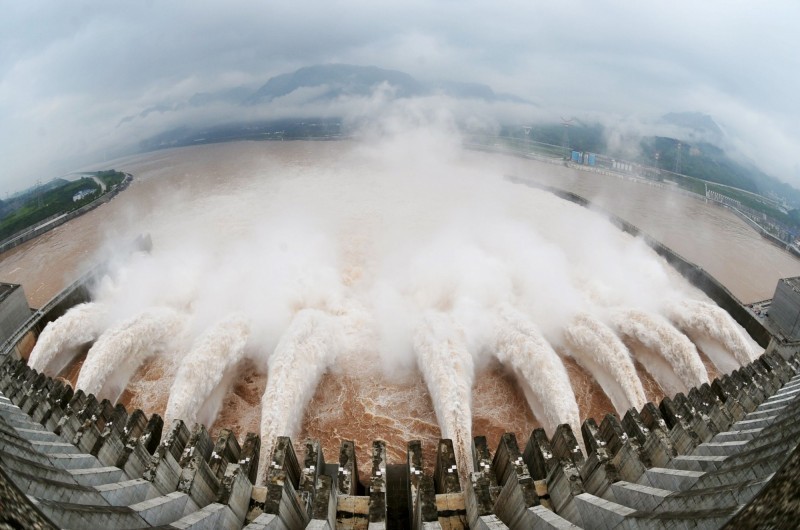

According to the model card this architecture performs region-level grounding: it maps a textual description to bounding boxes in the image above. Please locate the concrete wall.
[0,284,32,345]
[0,267,96,362]
[768,279,800,340]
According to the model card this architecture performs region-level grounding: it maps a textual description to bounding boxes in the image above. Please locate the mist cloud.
[2,1,799,191]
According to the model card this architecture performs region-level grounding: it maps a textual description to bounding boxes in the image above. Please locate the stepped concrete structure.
[1,337,800,528]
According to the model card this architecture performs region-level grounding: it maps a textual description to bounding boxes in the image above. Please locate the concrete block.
[144,420,190,494]
[526,505,580,529]
[30,440,81,454]
[218,463,254,525]
[12,426,61,443]
[32,496,149,529]
[466,472,497,524]
[733,415,778,430]
[551,425,585,469]
[693,441,749,457]
[311,474,336,526]
[238,432,260,486]
[210,428,241,481]
[337,493,370,528]
[131,490,190,526]
[414,474,439,525]
[337,439,360,496]
[171,502,235,530]
[610,481,670,512]
[668,455,726,473]
[435,438,461,494]
[95,478,159,506]
[68,466,125,486]
[711,428,762,443]
[573,493,635,530]
[48,453,103,470]
[244,513,281,529]
[493,469,538,528]
[639,468,702,492]
[434,492,466,528]
[369,440,388,523]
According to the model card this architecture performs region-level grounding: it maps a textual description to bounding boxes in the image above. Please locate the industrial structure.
[2,195,800,528]
[1,335,799,529]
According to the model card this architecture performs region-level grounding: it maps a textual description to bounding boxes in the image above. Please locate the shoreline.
[0,173,133,257]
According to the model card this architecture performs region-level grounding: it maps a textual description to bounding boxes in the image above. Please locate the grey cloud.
[1,1,799,192]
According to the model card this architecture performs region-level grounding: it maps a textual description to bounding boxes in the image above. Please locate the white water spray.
[668,299,758,366]
[76,307,187,402]
[165,313,250,426]
[611,309,708,392]
[564,313,647,414]
[413,310,475,484]
[494,305,581,437]
[28,303,108,376]
[257,308,340,484]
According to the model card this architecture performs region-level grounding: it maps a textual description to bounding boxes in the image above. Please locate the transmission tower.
[523,126,531,152]
[675,142,682,174]
[561,117,574,159]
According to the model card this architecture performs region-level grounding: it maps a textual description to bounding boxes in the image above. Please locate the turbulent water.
[257,309,341,483]
[564,313,648,415]
[165,313,250,426]
[494,305,581,438]
[414,311,476,482]
[28,302,108,375]
[8,136,777,485]
[76,307,187,402]
[612,309,708,393]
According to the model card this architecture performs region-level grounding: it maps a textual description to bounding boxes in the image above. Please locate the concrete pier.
[2,350,800,529]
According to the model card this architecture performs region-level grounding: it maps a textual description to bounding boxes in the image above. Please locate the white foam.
[564,313,647,414]
[494,305,581,437]
[165,313,250,426]
[28,303,108,375]
[76,307,187,402]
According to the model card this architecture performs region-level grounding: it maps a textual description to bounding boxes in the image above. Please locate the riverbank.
[0,173,133,256]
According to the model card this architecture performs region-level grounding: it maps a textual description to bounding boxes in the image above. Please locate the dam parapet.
[1,351,799,529]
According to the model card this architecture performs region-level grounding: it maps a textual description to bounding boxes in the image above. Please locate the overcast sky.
[1,1,799,193]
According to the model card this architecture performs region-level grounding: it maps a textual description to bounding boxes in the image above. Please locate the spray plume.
[28,303,108,375]
[668,299,758,366]
[414,310,475,484]
[564,313,647,414]
[611,309,708,392]
[76,307,187,402]
[257,308,340,484]
[494,305,581,437]
[28,126,764,479]
[165,313,250,426]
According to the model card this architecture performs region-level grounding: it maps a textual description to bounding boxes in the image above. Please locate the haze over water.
[6,137,794,480]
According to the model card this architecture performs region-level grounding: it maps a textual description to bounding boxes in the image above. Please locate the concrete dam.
[2,184,800,528]
[2,341,800,529]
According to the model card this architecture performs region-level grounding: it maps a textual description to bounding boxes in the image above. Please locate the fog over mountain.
[1,2,799,193]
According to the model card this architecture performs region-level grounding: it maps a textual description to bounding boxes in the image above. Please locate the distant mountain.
[658,112,724,144]
[121,64,525,128]
[188,87,252,106]
[247,64,426,103]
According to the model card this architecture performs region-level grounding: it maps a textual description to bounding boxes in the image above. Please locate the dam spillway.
[2,140,800,528]
[2,350,800,529]
[2,221,800,528]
